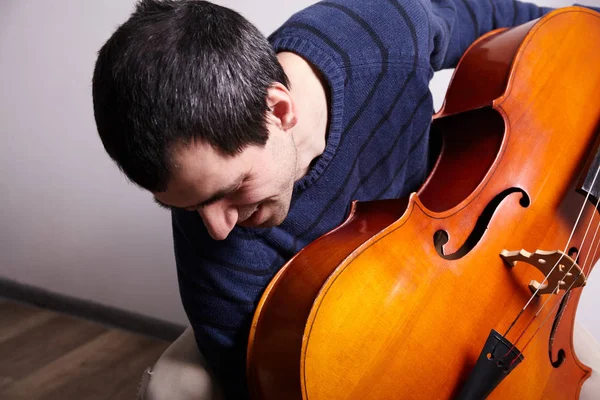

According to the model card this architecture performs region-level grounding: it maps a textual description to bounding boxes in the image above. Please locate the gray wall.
[1,0,599,339]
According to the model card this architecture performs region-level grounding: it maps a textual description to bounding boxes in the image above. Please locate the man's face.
[153,129,298,240]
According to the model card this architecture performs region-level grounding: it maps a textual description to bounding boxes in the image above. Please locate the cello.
[247,6,600,399]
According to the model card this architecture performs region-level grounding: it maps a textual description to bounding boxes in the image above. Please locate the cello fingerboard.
[578,127,600,209]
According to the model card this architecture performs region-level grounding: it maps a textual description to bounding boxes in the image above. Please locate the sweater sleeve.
[427,0,558,70]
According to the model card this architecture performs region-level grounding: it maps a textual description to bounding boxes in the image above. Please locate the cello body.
[247,7,600,399]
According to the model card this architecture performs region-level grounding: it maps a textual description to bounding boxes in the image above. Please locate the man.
[92,0,597,398]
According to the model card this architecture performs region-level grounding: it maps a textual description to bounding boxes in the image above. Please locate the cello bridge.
[499,249,586,295]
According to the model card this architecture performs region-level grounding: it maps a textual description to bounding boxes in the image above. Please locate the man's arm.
[427,0,597,70]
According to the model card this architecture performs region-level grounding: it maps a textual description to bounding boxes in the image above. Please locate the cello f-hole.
[434,188,531,260]
[549,291,570,368]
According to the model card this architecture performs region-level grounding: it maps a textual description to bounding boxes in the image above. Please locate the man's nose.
[198,204,237,240]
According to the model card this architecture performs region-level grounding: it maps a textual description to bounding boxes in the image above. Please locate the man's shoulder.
[270,0,433,65]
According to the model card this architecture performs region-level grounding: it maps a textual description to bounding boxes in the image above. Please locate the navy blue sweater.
[171,0,590,398]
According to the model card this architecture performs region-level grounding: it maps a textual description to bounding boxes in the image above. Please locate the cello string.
[503,194,600,363]
[587,226,600,276]
[502,162,600,338]
[514,194,599,342]
[495,161,600,356]
[510,207,599,355]
[512,269,585,365]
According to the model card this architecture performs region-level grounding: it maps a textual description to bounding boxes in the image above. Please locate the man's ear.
[266,83,297,131]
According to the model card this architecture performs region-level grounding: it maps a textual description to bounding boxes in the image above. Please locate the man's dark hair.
[92,0,289,192]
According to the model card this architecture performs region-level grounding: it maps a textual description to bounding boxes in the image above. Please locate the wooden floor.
[0,299,171,400]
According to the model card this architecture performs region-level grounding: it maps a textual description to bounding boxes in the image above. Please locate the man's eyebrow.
[153,175,245,211]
